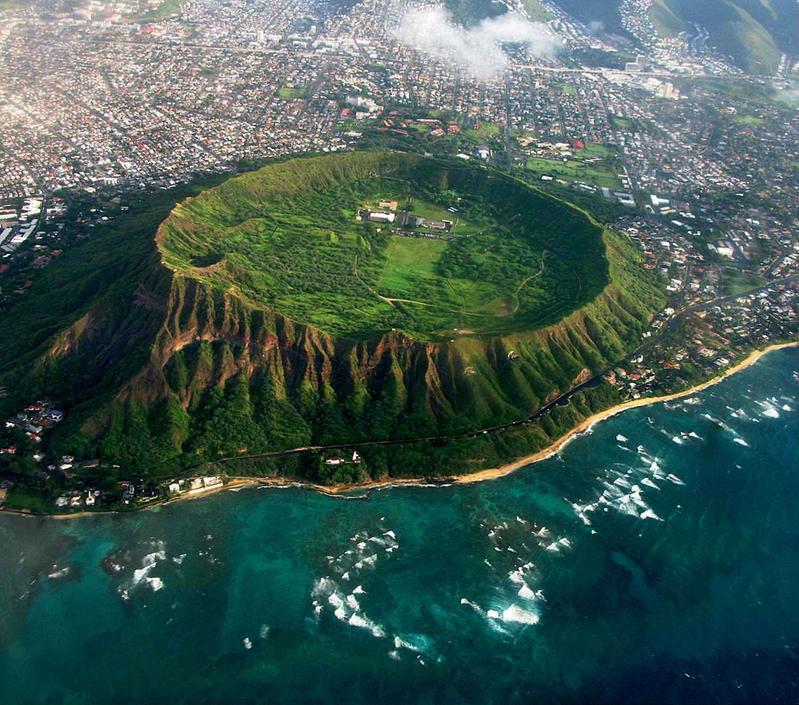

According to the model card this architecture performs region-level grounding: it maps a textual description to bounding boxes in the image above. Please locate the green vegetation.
[4,486,53,513]
[547,0,627,34]
[611,115,632,131]
[521,0,551,21]
[159,151,610,341]
[136,0,182,22]
[443,0,506,24]
[463,123,500,142]
[649,0,797,73]
[525,157,621,189]
[650,0,685,35]
[734,114,766,126]
[720,269,767,296]
[0,150,665,498]
[521,142,621,189]
[277,86,306,100]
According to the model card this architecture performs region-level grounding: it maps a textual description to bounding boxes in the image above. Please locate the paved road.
[208,273,799,469]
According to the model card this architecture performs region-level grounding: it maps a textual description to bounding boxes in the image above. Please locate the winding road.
[201,273,799,472]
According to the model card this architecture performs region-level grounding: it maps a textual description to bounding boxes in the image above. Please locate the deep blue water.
[1,348,798,705]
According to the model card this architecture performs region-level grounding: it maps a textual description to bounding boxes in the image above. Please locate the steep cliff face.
[0,156,664,482]
[77,225,661,476]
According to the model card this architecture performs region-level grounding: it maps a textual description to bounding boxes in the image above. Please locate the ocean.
[1,348,797,705]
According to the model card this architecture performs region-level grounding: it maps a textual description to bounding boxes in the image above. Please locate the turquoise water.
[1,349,798,705]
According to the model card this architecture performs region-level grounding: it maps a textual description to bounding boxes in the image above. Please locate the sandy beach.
[455,340,799,485]
[7,340,797,518]
[228,340,799,492]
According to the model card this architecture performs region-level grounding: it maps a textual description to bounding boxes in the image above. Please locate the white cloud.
[393,6,561,80]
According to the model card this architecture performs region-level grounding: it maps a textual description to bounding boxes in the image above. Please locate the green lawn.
[463,123,500,143]
[611,115,632,130]
[581,142,613,159]
[733,114,765,126]
[160,152,609,341]
[720,270,766,296]
[136,0,181,21]
[525,157,622,189]
[4,486,52,513]
[277,86,306,100]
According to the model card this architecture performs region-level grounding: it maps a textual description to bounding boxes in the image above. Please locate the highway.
[206,273,799,471]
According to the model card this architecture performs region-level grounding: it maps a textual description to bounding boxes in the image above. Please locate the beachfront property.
[170,476,224,495]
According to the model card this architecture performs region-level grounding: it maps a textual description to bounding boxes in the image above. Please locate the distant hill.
[443,0,506,25]
[548,0,797,74]
[650,0,797,73]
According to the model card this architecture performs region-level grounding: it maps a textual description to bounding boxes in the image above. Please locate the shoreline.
[454,340,799,485]
[4,340,797,518]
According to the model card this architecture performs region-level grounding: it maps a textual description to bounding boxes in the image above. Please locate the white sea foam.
[732,437,750,447]
[614,495,641,517]
[348,614,386,638]
[353,585,365,594]
[243,637,252,650]
[571,502,594,525]
[640,509,663,521]
[501,604,539,625]
[394,635,420,652]
[346,594,361,611]
[460,597,485,616]
[145,576,164,591]
[666,473,686,485]
[616,434,629,442]
[129,542,166,593]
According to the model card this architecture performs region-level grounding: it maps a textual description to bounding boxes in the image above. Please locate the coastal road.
[202,273,799,472]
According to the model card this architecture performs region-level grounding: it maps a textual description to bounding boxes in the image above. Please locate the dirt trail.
[509,251,547,315]
[353,254,432,307]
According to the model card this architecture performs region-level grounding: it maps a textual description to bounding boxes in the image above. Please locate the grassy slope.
[652,0,795,73]
[0,154,665,483]
[158,151,610,342]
